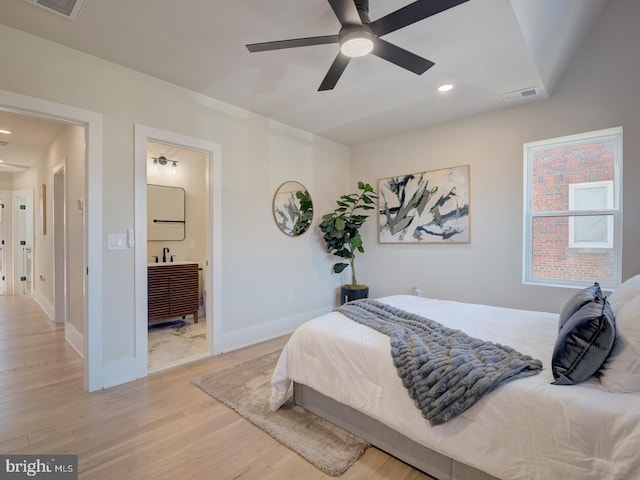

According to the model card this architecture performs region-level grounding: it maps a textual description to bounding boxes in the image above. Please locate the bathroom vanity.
[148,261,199,325]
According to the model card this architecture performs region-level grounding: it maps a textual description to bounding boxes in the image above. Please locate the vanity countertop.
[148,261,198,267]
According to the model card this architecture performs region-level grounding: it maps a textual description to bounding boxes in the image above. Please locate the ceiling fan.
[246,0,469,91]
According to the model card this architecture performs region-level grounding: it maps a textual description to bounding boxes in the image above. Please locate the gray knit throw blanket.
[336,299,543,425]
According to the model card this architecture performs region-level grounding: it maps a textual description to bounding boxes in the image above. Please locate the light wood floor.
[0,295,434,480]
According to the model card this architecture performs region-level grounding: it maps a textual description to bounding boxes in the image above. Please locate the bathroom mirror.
[272,181,313,236]
[147,184,186,241]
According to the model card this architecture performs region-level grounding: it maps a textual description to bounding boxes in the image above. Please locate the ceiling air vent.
[502,87,542,103]
[21,0,87,21]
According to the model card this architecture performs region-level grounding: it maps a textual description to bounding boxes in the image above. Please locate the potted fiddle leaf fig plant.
[319,181,378,304]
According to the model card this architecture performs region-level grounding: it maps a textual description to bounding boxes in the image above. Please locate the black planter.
[340,285,369,305]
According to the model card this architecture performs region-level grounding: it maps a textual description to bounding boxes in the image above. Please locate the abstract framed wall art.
[378,165,470,243]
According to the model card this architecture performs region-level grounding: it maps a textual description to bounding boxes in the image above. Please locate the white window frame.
[522,127,623,289]
[568,180,614,249]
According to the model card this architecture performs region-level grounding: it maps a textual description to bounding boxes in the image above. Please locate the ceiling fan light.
[341,38,373,57]
[340,31,374,58]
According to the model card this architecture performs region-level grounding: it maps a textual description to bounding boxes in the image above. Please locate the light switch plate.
[107,233,126,250]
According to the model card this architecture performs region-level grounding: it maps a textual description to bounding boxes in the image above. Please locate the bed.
[270,286,640,480]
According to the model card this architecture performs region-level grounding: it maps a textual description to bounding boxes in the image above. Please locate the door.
[0,192,7,295]
[12,190,33,296]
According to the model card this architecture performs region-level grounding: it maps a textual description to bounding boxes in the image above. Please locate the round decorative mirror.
[273,181,313,236]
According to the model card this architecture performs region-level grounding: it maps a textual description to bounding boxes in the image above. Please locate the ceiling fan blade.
[318,53,351,91]
[369,0,469,37]
[372,38,434,75]
[327,0,362,26]
[246,35,339,52]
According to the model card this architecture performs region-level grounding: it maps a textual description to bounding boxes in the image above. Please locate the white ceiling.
[0,0,611,169]
[0,109,66,172]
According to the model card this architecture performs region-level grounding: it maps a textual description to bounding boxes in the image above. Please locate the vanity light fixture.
[0,129,11,135]
[152,155,178,174]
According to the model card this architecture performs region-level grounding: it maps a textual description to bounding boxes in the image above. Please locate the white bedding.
[271,295,640,480]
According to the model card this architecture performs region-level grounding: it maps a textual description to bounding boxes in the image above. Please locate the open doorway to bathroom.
[134,124,222,377]
[146,141,208,371]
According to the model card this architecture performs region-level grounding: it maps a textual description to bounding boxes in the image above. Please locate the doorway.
[0,192,8,295]
[53,164,66,325]
[134,124,222,378]
[0,88,103,391]
[146,142,208,371]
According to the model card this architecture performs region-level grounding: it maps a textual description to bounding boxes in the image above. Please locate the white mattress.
[271,295,640,480]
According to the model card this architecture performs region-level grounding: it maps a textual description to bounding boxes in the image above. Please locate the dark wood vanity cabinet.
[148,262,199,324]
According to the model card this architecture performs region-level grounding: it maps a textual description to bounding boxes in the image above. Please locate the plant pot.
[340,285,369,305]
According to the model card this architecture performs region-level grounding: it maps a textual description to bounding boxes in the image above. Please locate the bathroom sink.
[148,261,198,267]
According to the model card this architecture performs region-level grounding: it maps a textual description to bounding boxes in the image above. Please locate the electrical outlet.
[287,290,294,302]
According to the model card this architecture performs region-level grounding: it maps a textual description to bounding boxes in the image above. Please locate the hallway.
[0,295,82,398]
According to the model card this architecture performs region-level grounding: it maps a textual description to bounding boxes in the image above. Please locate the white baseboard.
[98,306,331,390]
[101,357,143,389]
[32,290,55,322]
[65,322,84,359]
[32,290,85,358]
[218,306,331,354]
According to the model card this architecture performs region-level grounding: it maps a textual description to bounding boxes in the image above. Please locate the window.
[523,127,622,289]
[568,181,613,248]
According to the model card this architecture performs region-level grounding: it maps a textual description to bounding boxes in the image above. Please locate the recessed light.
[438,84,454,92]
[0,129,11,135]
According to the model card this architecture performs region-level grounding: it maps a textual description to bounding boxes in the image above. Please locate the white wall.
[0,24,349,388]
[351,0,640,313]
[12,123,85,333]
[0,174,12,190]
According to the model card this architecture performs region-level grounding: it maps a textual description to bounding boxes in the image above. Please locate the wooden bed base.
[293,382,499,480]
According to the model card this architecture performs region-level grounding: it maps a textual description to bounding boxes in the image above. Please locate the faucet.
[162,247,170,263]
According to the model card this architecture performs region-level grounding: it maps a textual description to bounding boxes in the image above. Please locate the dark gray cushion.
[558,282,603,332]
[552,299,615,385]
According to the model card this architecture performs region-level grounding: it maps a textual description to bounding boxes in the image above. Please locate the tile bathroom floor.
[148,315,208,371]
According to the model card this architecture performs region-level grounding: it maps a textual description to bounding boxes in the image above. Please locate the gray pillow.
[558,282,603,332]
[552,298,615,385]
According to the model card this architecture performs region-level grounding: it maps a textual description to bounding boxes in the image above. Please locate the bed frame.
[293,382,499,480]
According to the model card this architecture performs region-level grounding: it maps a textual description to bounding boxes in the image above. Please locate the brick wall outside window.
[530,140,616,283]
